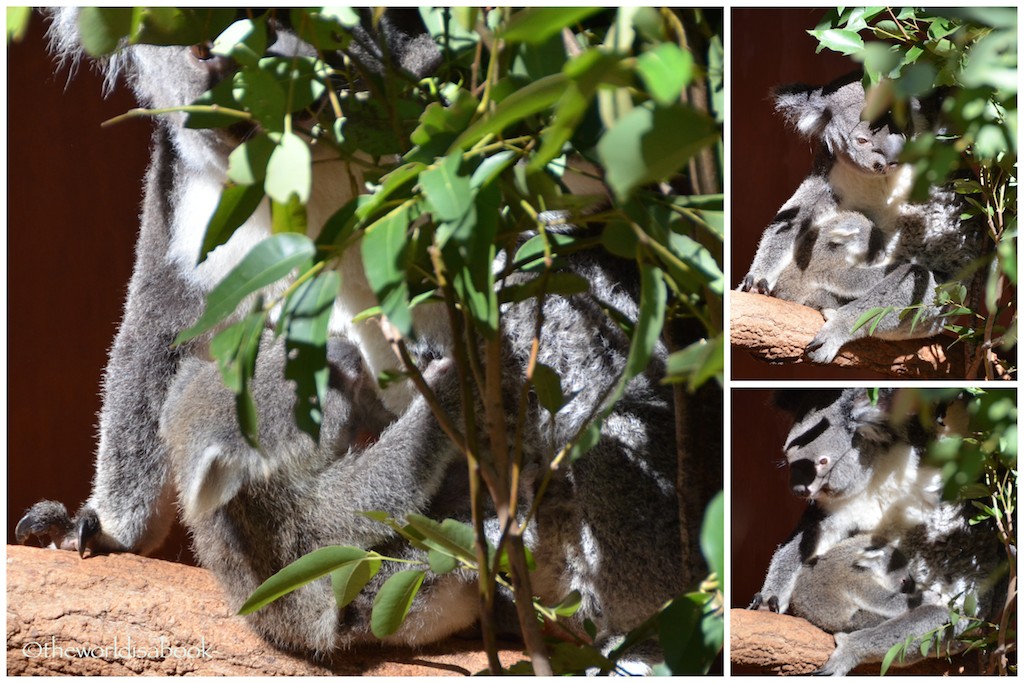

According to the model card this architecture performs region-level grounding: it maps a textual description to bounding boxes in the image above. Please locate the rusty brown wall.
[7,14,193,562]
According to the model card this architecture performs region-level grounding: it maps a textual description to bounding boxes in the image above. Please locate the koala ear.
[849,389,895,442]
[773,84,834,139]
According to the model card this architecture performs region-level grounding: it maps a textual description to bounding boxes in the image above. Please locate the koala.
[788,533,930,635]
[750,389,1001,675]
[17,7,710,665]
[738,73,982,363]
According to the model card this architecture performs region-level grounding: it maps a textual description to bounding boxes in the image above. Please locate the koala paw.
[16,500,75,549]
[805,322,847,364]
[811,632,856,676]
[16,501,113,558]
[748,593,780,612]
[739,273,772,295]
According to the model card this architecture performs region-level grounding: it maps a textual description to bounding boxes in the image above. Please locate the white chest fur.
[165,155,450,413]
[828,161,914,230]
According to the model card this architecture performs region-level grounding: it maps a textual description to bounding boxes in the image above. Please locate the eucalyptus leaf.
[371,569,426,638]
[240,545,371,614]
[176,233,316,345]
[200,183,266,263]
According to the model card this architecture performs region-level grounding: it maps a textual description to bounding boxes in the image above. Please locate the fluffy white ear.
[180,444,272,519]
[773,85,832,139]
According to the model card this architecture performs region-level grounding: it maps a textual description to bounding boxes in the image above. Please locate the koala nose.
[789,458,817,496]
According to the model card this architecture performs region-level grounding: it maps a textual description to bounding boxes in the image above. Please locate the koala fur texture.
[750,389,1001,675]
[738,73,983,364]
[17,8,713,663]
[788,533,929,635]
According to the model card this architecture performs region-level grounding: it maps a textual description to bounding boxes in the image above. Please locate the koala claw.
[16,500,75,549]
[805,329,845,365]
[76,509,103,558]
[748,593,780,612]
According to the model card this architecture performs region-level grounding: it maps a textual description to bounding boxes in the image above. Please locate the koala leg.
[162,335,479,653]
[814,604,950,676]
[805,263,943,363]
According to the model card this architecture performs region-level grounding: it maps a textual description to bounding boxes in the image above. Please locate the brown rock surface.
[730,291,966,377]
[7,544,523,676]
[730,608,980,676]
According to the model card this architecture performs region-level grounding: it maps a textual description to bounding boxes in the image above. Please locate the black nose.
[789,458,817,494]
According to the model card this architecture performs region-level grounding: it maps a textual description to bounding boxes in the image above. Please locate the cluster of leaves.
[48,6,724,674]
[812,8,1017,379]
[883,388,1016,675]
[235,491,724,676]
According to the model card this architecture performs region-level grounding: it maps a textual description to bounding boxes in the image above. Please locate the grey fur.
[789,534,929,634]
[738,75,982,363]
[17,8,708,664]
[750,389,1000,675]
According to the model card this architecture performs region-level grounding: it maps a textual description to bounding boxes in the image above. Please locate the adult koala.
[750,389,1002,675]
[16,7,708,664]
[738,73,982,364]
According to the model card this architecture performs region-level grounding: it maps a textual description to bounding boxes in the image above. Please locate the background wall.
[730,8,888,380]
[8,14,193,562]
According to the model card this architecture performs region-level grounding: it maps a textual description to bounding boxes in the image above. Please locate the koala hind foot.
[16,501,111,558]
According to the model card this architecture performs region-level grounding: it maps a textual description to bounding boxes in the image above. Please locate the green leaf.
[265,132,312,204]
[531,362,566,414]
[261,56,327,113]
[6,7,31,42]
[624,264,666,380]
[186,78,245,129]
[176,233,316,345]
[501,7,603,44]
[637,43,694,105]
[239,545,370,614]
[235,67,287,132]
[451,73,568,151]
[282,271,339,441]
[404,515,477,566]
[371,569,426,638]
[271,195,308,235]
[597,102,718,201]
[808,28,865,56]
[130,8,236,47]
[228,134,276,186]
[420,153,472,225]
[499,272,590,304]
[880,641,903,676]
[570,420,602,461]
[210,309,266,447]
[551,590,583,617]
[361,206,413,337]
[700,491,724,581]
[852,306,891,333]
[77,7,135,56]
[200,183,266,263]
[665,336,724,391]
[657,593,711,674]
[331,554,382,609]
[211,17,267,67]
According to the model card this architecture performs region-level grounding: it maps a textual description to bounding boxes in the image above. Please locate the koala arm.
[805,262,944,364]
[18,131,204,556]
[816,603,950,676]
[751,507,825,614]
[739,174,835,294]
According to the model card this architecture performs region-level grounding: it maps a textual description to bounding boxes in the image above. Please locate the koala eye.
[190,43,214,61]
[818,457,829,466]
[855,136,870,146]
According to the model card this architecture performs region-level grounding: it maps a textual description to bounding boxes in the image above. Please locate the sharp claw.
[77,510,101,558]
[15,500,73,546]
[749,593,764,610]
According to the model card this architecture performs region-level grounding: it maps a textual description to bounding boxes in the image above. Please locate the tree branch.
[7,545,521,676]
[730,609,981,676]
[730,291,966,377]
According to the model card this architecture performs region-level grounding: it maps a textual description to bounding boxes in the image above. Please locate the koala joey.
[788,533,930,635]
[738,73,982,364]
[17,8,706,664]
[750,389,1001,675]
